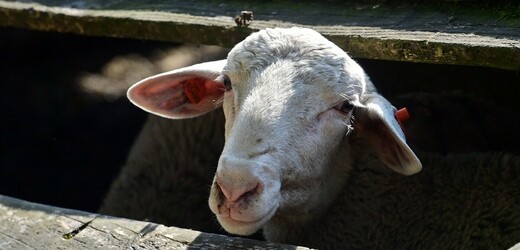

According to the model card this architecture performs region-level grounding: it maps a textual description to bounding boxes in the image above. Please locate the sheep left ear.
[355,94,422,175]
[127,59,227,119]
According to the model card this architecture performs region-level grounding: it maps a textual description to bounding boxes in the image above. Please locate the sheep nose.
[216,176,259,202]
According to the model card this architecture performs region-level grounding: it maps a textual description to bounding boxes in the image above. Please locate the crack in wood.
[87,224,108,234]
[62,219,94,240]
[108,232,121,241]
[55,211,102,229]
[158,233,192,245]
[104,221,162,248]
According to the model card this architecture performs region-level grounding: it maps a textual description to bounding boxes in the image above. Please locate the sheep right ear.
[127,59,227,119]
[355,94,422,176]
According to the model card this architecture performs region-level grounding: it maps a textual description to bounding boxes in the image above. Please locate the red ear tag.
[183,78,207,104]
[395,107,410,133]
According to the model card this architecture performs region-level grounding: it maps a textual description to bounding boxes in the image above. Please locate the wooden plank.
[0,0,518,70]
[0,195,309,249]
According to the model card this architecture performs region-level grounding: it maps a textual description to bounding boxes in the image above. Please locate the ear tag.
[183,78,207,104]
[395,107,410,134]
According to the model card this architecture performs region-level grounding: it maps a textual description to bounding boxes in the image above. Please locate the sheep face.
[210,29,370,235]
[127,27,421,237]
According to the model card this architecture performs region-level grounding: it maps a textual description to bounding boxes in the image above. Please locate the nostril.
[217,178,259,203]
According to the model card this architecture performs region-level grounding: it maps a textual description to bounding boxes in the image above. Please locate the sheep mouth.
[216,205,278,236]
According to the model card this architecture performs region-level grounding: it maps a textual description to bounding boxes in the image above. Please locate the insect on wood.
[234,11,253,27]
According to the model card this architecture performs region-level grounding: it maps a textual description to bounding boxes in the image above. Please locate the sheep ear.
[127,59,227,119]
[355,94,422,175]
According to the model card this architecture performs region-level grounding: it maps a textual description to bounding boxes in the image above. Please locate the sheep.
[115,27,520,248]
[100,118,520,249]
[100,97,520,244]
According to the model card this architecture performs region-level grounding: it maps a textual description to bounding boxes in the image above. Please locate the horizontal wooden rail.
[0,1,519,70]
[0,195,309,249]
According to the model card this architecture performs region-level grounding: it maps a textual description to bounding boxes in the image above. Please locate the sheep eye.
[223,75,232,91]
[336,101,354,114]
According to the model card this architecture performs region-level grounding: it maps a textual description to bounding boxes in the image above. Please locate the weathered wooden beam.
[0,0,518,70]
[0,195,310,249]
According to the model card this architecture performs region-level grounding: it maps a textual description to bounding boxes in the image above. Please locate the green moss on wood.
[331,36,520,69]
[0,0,518,70]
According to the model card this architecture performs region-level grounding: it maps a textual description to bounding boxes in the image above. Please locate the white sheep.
[120,27,520,248]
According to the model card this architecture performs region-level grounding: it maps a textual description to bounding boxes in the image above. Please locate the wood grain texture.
[0,195,309,249]
[0,1,519,70]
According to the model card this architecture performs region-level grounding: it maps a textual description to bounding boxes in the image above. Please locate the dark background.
[0,26,518,213]
[0,27,167,212]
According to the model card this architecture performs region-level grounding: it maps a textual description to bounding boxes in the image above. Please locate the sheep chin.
[216,204,277,236]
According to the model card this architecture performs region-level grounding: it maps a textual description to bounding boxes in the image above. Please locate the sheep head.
[127,27,422,236]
